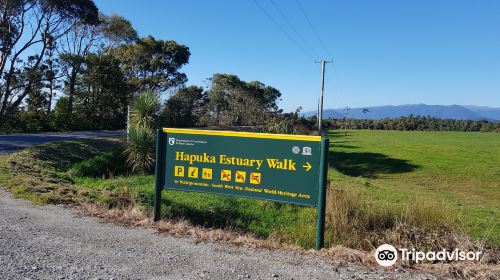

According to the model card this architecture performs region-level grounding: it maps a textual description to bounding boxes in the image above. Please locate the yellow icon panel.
[202,168,212,180]
[250,172,261,184]
[235,171,246,183]
[188,167,199,178]
[174,166,184,177]
[221,170,232,182]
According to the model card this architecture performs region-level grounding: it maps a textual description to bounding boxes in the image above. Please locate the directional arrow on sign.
[302,162,312,172]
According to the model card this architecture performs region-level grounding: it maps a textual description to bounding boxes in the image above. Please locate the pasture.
[329,130,500,245]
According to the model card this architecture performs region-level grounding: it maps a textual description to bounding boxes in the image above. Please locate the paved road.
[0,190,439,280]
[0,131,123,155]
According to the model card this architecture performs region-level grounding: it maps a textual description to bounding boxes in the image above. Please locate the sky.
[94,0,500,112]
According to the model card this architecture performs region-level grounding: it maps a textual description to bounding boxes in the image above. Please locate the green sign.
[153,128,329,249]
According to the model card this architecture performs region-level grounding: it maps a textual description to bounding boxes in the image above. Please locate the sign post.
[153,128,329,249]
[153,129,165,221]
[316,137,329,249]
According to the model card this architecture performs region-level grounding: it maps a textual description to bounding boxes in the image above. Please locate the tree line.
[2,1,497,135]
[322,115,500,132]
[0,0,284,134]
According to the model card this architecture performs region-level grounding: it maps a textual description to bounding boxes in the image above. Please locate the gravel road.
[0,189,439,280]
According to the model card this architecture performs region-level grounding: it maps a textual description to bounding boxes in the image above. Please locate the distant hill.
[304,104,500,121]
[462,105,500,121]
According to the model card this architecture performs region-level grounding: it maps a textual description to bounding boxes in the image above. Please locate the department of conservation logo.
[168,138,176,145]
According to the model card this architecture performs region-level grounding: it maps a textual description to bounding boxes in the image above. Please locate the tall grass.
[265,186,461,249]
[324,187,460,249]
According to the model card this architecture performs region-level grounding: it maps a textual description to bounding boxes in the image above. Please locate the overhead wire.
[252,0,314,60]
[268,0,320,59]
[295,0,333,59]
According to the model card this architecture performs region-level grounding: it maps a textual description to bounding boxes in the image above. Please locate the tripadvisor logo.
[375,244,398,267]
[374,244,483,267]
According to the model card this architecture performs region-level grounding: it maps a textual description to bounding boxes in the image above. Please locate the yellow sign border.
[163,128,321,142]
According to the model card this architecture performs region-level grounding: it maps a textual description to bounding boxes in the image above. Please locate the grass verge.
[0,139,124,205]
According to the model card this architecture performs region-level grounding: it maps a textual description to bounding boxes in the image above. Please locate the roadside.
[0,130,123,155]
[0,136,497,279]
[0,188,437,280]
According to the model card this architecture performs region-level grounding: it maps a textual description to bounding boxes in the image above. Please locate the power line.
[269,0,319,58]
[252,0,314,59]
[295,0,333,59]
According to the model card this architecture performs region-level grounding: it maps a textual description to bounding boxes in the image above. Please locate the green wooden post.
[316,137,329,250]
[153,129,164,222]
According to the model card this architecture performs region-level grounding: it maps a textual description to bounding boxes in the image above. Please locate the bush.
[262,114,316,135]
[69,147,129,178]
[19,111,55,132]
[123,126,156,173]
[0,111,58,134]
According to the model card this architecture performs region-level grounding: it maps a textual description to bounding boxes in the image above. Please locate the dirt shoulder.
[0,188,439,280]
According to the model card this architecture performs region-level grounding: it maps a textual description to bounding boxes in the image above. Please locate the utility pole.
[317,97,320,129]
[315,60,332,135]
[344,106,350,136]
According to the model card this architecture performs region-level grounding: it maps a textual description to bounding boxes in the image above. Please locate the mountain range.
[304,104,500,121]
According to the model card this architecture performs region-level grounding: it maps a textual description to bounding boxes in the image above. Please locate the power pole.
[344,106,350,136]
[317,97,320,129]
[315,60,332,135]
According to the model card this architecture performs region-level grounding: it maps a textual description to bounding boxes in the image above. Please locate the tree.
[58,13,136,115]
[0,0,99,120]
[23,58,46,112]
[42,35,60,114]
[362,108,370,129]
[163,85,206,127]
[58,21,101,115]
[206,73,282,126]
[129,90,160,128]
[73,53,129,129]
[123,91,160,173]
[112,35,190,95]
[53,95,70,129]
[344,107,350,135]
[100,13,137,52]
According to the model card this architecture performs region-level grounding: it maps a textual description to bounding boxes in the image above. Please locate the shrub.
[123,126,156,173]
[263,115,316,135]
[129,91,160,128]
[123,90,160,174]
[19,111,55,132]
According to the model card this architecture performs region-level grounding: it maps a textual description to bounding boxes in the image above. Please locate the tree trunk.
[68,69,78,114]
[47,86,54,114]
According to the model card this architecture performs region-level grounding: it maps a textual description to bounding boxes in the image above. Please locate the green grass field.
[1,130,498,249]
[328,130,500,245]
